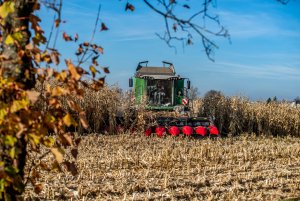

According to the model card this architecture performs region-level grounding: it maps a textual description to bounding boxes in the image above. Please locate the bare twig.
[142,0,230,61]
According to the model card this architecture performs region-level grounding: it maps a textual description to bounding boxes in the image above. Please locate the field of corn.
[34,83,300,137]
[22,84,300,200]
[23,134,300,200]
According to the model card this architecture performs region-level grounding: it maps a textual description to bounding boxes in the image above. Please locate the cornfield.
[22,84,300,200]
[23,134,300,200]
[194,96,300,137]
[35,82,300,137]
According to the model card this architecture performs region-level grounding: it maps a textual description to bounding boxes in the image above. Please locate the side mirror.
[129,78,133,87]
[187,80,191,89]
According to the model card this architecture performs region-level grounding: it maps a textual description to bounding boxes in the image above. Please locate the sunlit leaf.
[5,136,17,147]
[62,133,73,146]
[0,2,15,19]
[11,98,29,113]
[63,113,76,127]
[4,34,14,45]
[12,32,23,43]
[26,90,40,104]
[9,147,16,159]
[67,61,81,80]
[51,51,60,65]
[28,134,41,146]
[51,86,65,97]
[0,107,7,121]
[42,137,55,148]
[51,148,64,163]
[90,65,97,78]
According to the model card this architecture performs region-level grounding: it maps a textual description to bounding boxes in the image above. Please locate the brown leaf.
[62,32,72,41]
[125,3,135,11]
[74,33,79,42]
[67,100,81,112]
[67,60,81,80]
[64,161,78,176]
[27,90,40,104]
[34,184,43,194]
[51,51,60,65]
[55,19,60,27]
[75,138,81,146]
[63,133,73,146]
[92,44,97,50]
[71,148,78,159]
[102,67,110,74]
[51,148,64,163]
[79,111,89,129]
[100,23,108,31]
[173,23,177,32]
[98,46,104,54]
[92,55,99,66]
[83,42,89,47]
[76,46,83,56]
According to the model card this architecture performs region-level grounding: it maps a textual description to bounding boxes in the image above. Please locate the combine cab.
[129,61,219,137]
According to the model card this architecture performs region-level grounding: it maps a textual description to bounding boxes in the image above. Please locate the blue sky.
[39,0,300,100]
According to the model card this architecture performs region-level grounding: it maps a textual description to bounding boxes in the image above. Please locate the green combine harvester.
[129,61,219,137]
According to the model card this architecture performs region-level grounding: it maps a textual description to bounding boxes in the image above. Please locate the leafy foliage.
[0,1,108,199]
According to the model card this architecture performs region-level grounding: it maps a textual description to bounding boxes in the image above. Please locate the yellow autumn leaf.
[51,86,65,97]
[63,113,76,127]
[9,147,16,159]
[11,98,29,113]
[51,148,64,163]
[12,32,23,43]
[28,133,41,145]
[0,1,15,19]
[5,34,14,45]
[0,103,8,121]
[67,62,81,80]
[43,137,55,148]
[90,65,97,78]
[5,135,17,146]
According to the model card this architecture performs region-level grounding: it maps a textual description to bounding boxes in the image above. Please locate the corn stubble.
[24,134,300,200]
[27,84,300,200]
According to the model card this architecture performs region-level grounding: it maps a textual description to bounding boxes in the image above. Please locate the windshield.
[146,80,173,106]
